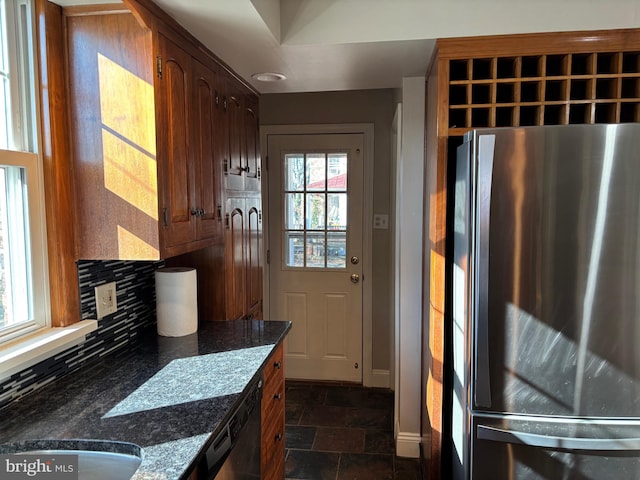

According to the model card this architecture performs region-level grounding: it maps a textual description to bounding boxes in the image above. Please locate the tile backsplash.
[0,260,163,409]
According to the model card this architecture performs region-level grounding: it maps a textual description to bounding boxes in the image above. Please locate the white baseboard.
[396,432,421,458]
[367,369,391,388]
[366,369,390,388]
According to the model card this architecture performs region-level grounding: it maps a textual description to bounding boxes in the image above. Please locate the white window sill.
[0,320,98,382]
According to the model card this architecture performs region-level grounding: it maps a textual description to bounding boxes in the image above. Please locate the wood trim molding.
[122,0,260,96]
[62,4,130,17]
[36,0,80,326]
[437,28,640,59]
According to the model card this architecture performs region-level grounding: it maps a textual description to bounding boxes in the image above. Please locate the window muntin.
[283,152,348,269]
[0,0,49,342]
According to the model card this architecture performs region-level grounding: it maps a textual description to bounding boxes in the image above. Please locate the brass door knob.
[350,273,360,284]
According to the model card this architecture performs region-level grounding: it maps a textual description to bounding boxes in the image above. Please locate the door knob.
[350,273,360,284]
[350,256,359,265]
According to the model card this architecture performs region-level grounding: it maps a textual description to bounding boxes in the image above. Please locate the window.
[0,0,49,342]
[283,152,348,269]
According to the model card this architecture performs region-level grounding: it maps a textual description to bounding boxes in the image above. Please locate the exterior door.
[268,133,364,382]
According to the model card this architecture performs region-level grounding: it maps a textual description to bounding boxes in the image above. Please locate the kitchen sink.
[0,439,142,480]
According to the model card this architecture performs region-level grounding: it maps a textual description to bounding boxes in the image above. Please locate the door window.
[283,152,347,269]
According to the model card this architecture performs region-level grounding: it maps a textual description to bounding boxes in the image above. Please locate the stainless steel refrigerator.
[452,124,640,479]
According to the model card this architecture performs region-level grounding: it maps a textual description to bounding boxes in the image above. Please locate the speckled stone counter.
[0,319,291,480]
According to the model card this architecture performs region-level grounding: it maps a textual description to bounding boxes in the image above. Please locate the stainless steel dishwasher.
[199,375,262,479]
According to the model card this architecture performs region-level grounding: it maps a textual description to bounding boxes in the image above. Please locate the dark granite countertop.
[0,319,291,479]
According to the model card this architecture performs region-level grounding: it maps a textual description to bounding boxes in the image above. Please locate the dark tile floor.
[284,380,423,480]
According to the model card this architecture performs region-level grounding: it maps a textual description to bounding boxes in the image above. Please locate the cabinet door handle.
[273,361,282,369]
[274,393,282,400]
[275,433,283,442]
[190,208,198,216]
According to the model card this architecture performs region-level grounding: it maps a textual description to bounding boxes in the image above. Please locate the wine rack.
[427,29,640,480]
[446,51,640,135]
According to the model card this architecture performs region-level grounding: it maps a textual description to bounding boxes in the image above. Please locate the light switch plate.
[373,214,389,229]
[95,281,117,319]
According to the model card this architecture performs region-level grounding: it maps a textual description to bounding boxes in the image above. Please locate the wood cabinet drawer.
[262,376,285,428]
[263,445,285,480]
[261,344,285,479]
[261,409,285,477]
[263,343,284,386]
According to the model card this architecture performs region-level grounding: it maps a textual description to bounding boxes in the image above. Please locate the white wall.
[394,76,426,458]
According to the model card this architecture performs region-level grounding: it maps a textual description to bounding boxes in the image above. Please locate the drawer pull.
[273,361,282,369]
[275,433,283,442]
[274,393,282,400]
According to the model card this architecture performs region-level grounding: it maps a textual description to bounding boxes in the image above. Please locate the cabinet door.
[224,76,245,191]
[157,34,195,249]
[192,59,222,243]
[244,94,261,192]
[246,196,262,316]
[225,197,246,320]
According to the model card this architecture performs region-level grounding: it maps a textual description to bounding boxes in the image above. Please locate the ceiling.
[53,0,640,94]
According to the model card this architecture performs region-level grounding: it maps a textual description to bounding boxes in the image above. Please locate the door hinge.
[223,158,228,175]
[225,213,230,229]
[162,208,168,227]
[266,249,270,265]
[156,55,162,79]
[258,210,262,223]
[217,205,222,221]
[257,166,261,180]
[215,90,220,107]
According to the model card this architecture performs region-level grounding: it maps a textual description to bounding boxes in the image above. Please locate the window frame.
[0,0,50,344]
[282,150,349,271]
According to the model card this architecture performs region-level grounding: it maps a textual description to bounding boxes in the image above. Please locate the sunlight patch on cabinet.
[117,226,159,259]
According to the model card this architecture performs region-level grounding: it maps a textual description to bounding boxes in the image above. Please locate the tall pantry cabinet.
[169,69,264,322]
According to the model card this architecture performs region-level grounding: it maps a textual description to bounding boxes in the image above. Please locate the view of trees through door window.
[283,152,347,268]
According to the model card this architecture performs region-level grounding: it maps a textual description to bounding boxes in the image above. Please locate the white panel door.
[268,133,364,382]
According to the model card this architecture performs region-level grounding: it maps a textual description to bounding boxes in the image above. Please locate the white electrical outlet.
[95,281,118,319]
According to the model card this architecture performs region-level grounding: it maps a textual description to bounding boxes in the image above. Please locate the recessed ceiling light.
[251,72,286,82]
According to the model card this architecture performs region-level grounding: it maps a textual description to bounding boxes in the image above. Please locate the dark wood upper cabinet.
[64,3,256,260]
[244,95,261,193]
[192,58,223,243]
[156,33,194,252]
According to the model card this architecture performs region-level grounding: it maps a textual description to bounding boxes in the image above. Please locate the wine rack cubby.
[446,50,640,134]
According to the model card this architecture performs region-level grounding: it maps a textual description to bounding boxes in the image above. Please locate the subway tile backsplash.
[0,260,163,409]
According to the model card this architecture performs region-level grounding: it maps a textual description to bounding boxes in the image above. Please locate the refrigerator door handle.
[478,425,640,451]
[474,134,495,409]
